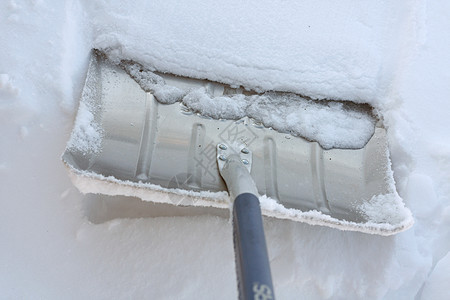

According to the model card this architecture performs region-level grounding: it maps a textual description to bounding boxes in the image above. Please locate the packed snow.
[1,0,450,299]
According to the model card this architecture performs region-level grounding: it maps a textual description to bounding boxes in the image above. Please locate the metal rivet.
[241,159,249,165]
[241,148,249,154]
[219,144,228,150]
[219,155,227,161]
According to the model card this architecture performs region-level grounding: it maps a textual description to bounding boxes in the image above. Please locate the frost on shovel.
[67,101,102,154]
[66,59,103,155]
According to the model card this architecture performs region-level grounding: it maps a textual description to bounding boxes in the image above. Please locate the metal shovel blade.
[62,50,413,235]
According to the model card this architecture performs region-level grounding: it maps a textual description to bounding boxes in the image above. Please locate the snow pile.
[89,1,410,105]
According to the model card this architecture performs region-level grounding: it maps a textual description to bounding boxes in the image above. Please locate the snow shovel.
[62,49,412,235]
[62,49,413,296]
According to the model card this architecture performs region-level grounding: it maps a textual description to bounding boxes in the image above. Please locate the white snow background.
[1,0,450,299]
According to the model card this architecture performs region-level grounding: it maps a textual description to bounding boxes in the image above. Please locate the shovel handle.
[233,193,275,300]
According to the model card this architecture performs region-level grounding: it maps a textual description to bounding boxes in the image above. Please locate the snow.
[422,251,450,299]
[90,0,407,104]
[1,0,450,299]
[245,93,375,149]
[0,74,19,99]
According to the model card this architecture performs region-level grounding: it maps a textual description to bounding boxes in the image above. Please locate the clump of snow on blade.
[359,193,412,224]
[183,87,248,120]
[247,93,376,149]
[153,85,186,104]
[0,74,19,99]
[118,60,376,150]
[121,62,185,104]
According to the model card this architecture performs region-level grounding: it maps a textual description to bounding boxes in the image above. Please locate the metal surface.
[62,52,410,229]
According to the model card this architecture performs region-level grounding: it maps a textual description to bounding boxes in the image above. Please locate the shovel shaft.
[233,193,275,300]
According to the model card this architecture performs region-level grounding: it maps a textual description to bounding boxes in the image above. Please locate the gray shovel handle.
[233,193,275,300]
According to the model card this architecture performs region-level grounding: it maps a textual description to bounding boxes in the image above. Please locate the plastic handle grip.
[233,193,275,300]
